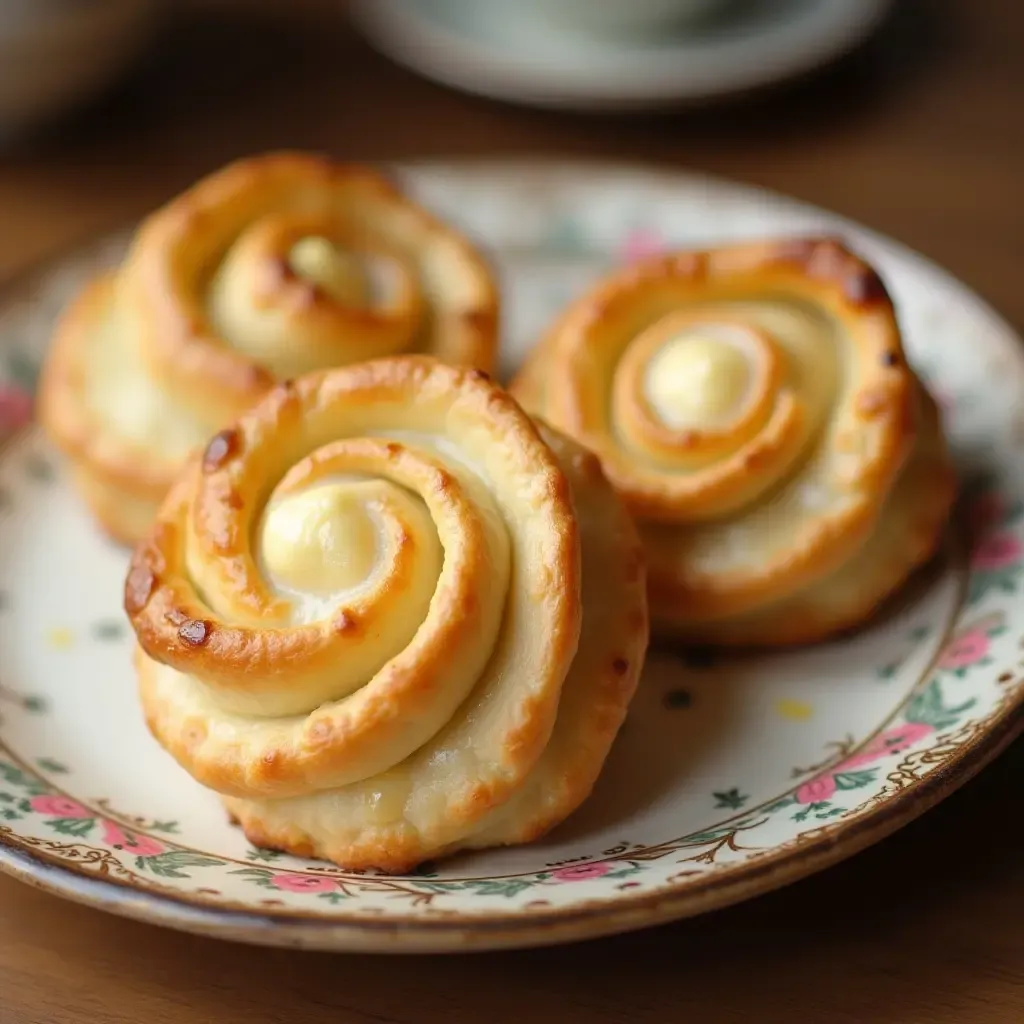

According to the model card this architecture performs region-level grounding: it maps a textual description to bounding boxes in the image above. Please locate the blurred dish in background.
[0,0,158,143]
[516,0,734,37]
[350,0,893,111]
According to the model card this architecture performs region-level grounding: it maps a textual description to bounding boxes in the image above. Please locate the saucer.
[350,0,893,111]
[1,160,1022,952]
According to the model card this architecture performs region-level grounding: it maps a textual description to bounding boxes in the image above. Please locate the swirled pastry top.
[127,358,648,870]
[512,237,955,643]
[38,153,499,533]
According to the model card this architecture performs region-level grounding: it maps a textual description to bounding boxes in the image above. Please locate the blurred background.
[0,0,1019,330]
[1,5,1023,1021]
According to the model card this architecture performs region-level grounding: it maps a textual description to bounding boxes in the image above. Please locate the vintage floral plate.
[1,161,1022,953]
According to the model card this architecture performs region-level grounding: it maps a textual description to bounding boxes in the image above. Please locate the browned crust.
[511,236,953,644]
[37,152,501,545]
[128,152,500,416]
[467,426,650,853]
[128,358,573,693]
[36,274,175,542]
[187,423,649,872]
[129,357,586,853]
[512,237,912,521]
[651,386,957,645]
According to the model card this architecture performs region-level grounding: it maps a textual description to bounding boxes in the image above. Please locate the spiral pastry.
[39,152,499,544]
[126,358,648,872]
[512,238,956,646]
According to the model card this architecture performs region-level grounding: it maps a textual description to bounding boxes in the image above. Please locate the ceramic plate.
[350,0,892,111]
[1,161,1023,953]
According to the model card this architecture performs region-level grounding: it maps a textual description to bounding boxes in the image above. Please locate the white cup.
[514,0,734,36]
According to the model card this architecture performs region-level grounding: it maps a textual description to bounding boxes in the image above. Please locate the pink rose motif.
[969,492,1007,534]
[797,723,937,802]
[840,722,935,769]
[796,775,837,805]
[938,629,990,671]
[619,228,665,264]
[551,862,611,882]
[972,531,1023,571]
[0,386,32,433]
[29,795,91,818]
[269,873,337,894]
[100,821,165,857]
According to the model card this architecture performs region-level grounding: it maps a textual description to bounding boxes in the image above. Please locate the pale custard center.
[262,484,379,595]
[288,236,368,305]
[645,332,753,428]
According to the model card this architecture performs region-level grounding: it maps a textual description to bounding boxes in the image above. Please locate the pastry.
[39,153,499,544]
[126,358,648,872]
[512,237,956,646]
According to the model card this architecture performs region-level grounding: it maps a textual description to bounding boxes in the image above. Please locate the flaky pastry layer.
[512,237,956,645]
[39,153,499,544]
[127,358,648,871]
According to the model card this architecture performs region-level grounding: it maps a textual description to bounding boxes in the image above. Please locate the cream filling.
[259,476,443,628]
[643,324,757,429]
[287,236,369,306]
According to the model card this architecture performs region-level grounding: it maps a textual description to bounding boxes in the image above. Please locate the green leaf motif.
[792,802,829,823]
[467,879,537,899]
[318,891,352,904]
[968,568,1022,606]
[908,625,931,642]
[416,881,471,894]
[91,620,127,642]
[832,769,877,791]
[604,865,643,881]
[228,867,277,887]
[23,455,54,483]
[0,762,32,788]
[22,695,48,714]
[139,851,225,879]
[5,350,40,391]
[712,787,749,810]
[48,817,96,837]
[36,757,68,774]
[148,820,180,834]
[545,217,591,256]
[876,663,899,681]
[0,809,22,821]
[245,847,283,863]
[815,808,847,820]
[0,762,48,797]
[906,680,977,729]
[951,658,992,678]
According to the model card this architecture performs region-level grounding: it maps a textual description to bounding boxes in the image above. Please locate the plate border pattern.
[0,161,1022,952]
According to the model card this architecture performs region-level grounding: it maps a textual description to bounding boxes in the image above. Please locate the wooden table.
[2,2,1022,1020]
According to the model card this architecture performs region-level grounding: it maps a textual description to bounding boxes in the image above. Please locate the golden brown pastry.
[39,153,499,544]
[125,358,648,872]
[512,237,956,646]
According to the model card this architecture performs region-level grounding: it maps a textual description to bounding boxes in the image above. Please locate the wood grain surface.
[1,1,1022,1021]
